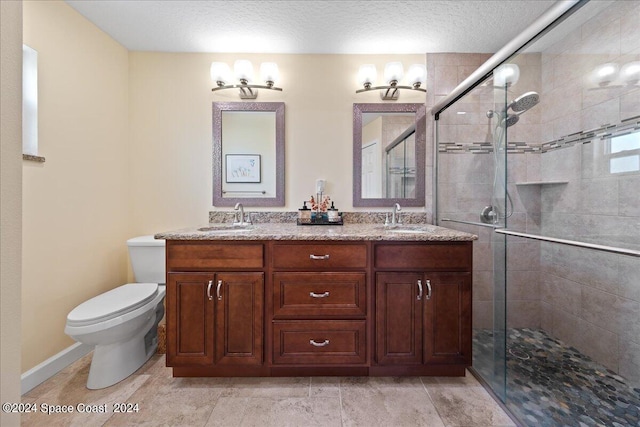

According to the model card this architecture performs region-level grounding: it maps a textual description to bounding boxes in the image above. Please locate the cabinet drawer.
[273,321,366,365]
[374,242,471,271]
[167,242,264,270]
[273,273,366,318]
[272,243,367,269]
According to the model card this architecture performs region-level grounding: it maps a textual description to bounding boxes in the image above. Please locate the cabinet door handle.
[309,339,330,347]
[309,254,330,260]
[417,280,423,300]
[310,291,330,298]
[216,280,223,300]
[207,280,213,301]
[425,279,432,300]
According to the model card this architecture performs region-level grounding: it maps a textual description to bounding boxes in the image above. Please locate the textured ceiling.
[64,0,557,54]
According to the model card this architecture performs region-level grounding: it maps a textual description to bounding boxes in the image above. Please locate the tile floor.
[21,353,516,426]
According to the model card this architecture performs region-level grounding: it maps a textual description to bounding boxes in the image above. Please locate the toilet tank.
[127,236,166,284]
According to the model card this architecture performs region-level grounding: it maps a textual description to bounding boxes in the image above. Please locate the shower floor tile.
[473,328,640,427]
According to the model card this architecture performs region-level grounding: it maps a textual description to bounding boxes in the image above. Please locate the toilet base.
[86,316,156,389]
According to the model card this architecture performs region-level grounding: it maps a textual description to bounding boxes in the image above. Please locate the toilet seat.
[67,283,159,327]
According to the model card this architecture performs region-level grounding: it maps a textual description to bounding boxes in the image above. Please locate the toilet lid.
[67,283,159,327]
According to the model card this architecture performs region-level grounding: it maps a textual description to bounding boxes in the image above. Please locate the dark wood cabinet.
[167,271,264,368]
[165,241,265,373]
[375,272,423,365]
[165,238,472,377]
[375,272,471,367]
[214,272,264,366]
[166,273,214,366]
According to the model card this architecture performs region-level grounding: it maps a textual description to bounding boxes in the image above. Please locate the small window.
[607,132,640,174]
[23,44,43,162]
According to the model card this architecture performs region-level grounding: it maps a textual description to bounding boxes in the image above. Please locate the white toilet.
[65,235,166,389]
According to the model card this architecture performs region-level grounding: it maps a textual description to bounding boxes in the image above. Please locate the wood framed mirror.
[213,102,285,207]
[353,103,426,207]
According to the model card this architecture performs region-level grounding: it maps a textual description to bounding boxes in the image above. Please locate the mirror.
[353,103,426,207]
[213,102,285,207]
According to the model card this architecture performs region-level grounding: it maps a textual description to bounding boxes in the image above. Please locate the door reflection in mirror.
[353,103,425,207]
[361,113,416,199]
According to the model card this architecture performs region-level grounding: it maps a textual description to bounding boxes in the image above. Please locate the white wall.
[22,0,130,372]
[1,0,23,423]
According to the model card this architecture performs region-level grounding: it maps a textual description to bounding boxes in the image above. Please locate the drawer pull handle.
[310,291,330,298]
[417,280,423,300]
[207,280,213,301]
[309,339,330,347]
[426,279,432,300]
[216,280,223,300]
[309,254,330,260]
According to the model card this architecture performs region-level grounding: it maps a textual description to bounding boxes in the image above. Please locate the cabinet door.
[214,272,264,365]
[375,272,423,365]
[166,273,214,366]
[423,273,472,365]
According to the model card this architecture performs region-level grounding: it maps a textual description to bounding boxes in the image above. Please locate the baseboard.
[21,342,92,395]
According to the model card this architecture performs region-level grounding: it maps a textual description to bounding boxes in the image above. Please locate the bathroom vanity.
[156,222,475,377]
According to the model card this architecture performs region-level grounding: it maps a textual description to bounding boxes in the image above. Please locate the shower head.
[507,91,540,113]
[502,114,519,128]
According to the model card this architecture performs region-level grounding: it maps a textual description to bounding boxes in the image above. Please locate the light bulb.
[383,62,404,84]
[620,61,640,85]
[210,62,231,86]
[590,63,619,87]
[493,64,520,87]
[234,60,255,83]
[260,62,279,86]
[407,64,426,87]
[357,64,377,87]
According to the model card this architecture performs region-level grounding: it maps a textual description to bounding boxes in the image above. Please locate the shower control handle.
[425,280,432,300]
[417,280,423,300]
[207,280,213,301]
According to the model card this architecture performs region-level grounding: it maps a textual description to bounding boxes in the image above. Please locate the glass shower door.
[435,76,509,401]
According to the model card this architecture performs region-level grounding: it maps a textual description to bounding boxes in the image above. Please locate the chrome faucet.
[385,203,402,226]
[233,203,250,226]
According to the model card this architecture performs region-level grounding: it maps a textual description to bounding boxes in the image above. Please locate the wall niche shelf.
[515,181,568,186]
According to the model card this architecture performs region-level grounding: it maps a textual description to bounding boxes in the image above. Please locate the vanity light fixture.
[211,60,283,99]
[356,62,426,100]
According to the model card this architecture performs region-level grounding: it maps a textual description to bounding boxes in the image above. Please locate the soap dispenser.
[298,201,311,223]
[328,201,340,223]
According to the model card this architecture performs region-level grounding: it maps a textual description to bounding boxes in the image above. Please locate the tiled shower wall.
[433,0,640,386]
[431,52,544,332]
[536,0,640,386]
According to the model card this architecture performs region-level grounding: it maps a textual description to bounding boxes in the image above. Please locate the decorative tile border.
[439,116,640,154]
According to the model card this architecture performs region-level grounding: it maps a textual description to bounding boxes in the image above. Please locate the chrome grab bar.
[494,229,640,258]
[310,291,330,298]
[440,218,500,229]
[309,339,329,347]
[309,254,330,260]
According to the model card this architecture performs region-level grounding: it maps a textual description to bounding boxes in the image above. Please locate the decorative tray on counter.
[297,215,343,226]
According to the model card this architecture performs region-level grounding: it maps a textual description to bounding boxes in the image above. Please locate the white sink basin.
[197,225,252,233]
[384,225,436,234]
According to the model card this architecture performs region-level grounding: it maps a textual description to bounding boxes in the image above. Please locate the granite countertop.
[155,222,477,242]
